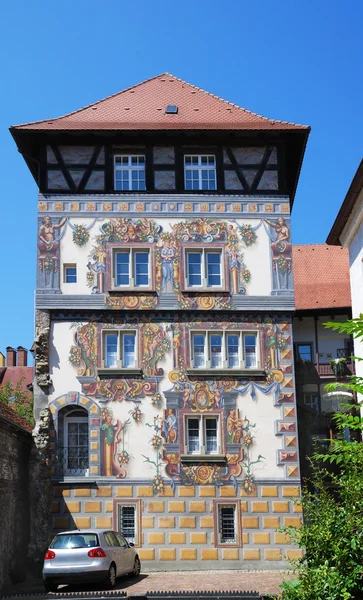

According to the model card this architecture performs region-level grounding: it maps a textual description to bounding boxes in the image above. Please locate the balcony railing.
[52,447,89,477]
[295,348,355,380]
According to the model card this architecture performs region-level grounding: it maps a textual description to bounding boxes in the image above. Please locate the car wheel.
[44,581,58,593]
[131,556,141,578]
[104,563,117,589]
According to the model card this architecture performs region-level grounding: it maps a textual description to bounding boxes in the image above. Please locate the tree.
[0,377,34,425]
[279,315,363,600]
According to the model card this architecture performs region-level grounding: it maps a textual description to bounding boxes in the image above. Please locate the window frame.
[64,264,77,284]
[180,244,229,292]
[113,499,142,547]
[213,499,242,547]
[114,154,146,191]
[184,154,217,191]
[106,243,155,292]
[181,412,225,461]
[101,329,140,372]
[63,414,89,476]
[189,330,260,371]
[295,342,314,363]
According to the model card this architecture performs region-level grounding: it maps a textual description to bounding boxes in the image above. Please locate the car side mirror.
[128,542,135,547]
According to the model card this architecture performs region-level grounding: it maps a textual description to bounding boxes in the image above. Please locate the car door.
[115,532,134,574]
[104,531,124,576]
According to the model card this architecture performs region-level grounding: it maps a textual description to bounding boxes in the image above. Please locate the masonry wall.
[0,418,31,591]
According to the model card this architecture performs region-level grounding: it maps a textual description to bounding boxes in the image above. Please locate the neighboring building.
[327,160,363,402]
[11,73,310,570]
[292,244,353,478]
[0,346,33,396]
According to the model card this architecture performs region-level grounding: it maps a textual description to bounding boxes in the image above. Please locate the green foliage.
[280,316,363,600]
[0,377,34,425]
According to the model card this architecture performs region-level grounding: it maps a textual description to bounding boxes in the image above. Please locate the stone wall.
[0,417,31,591]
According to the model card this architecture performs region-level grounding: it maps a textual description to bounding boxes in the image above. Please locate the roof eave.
[326,159,363,245]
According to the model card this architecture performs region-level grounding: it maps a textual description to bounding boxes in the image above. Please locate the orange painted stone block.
[65,501,80,513]
[159,517,175,528]
[90,405,99,415]
[199,486,216,497]
[148,532,165,544]
[241,487,257,497]
[180,549,197,560]
[91,442,99,450]
[51,502,60,513]
[85,502,102,513]
[189,501,206,512]
[116,486,133,497]
[263,517,280,529]
[242,517,259,528]
[190,532,207,544]
[90,430,98,438]
[54,517,70,529]
[168,501,185,513]
[293,502,303,513]
[74,488,92,497]
[201,548,218,560]
[105,502,113,512]
[242,532,249,544]
[243,549,260,560]
[90,466,99,475]
[160,487,174,497]
[261,486,279,497]
[282,486,300,497]
[273,502,289,512]
[222,548,239,560]
[96,487,112,497]
[253,533,270,544]
[284,517,302,528]
[169,532,186,544]
[180,517,196,528]
[275,533,291,544]
[137,486,153,497]
[138,549,155,560]
[74,517,91,528]
[148,501,165,513]
[200,517,214,528]
[220,486,236,497]
[265,549,282,560]
[95,517,112,528]
[142,517,154,528]
[240,501,248,512]
[179,486,195,497]
[159,549,176,560]
[251,502,269,513]
[286,549,304,560]
[53,487,71,497]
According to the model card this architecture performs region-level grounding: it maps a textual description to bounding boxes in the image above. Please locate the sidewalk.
[1,571,294,598]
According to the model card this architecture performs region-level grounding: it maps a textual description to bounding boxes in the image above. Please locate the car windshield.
[50,533,99,549]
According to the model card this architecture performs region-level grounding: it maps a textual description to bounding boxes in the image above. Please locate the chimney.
[17,346,28,367]
[6,347,16,367]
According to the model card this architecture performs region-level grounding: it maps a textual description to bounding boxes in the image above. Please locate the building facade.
[11,74,310,570]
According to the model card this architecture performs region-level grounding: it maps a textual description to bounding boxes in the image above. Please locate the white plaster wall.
[60,219,93,295]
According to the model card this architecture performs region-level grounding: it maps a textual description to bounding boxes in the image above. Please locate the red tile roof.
[293,244,351,310]
[0,366,33,389]
[0,401,33,433]
[12,73,309,132]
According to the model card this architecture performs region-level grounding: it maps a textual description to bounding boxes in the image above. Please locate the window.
[213,500,241,547]
[296,343,313,362]
[113,249,150,289]
[185,415,220,455]
[64,264,77,283]
[190,331,258,370]
[184,155,216,190]
[115,500,141,545]
[303,393,319,412]
[103,331,136,369]
[114,155,146,191]
[186,249,222,288]
[63,410,89,476]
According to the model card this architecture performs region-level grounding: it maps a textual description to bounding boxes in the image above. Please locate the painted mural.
[62,314,296,489]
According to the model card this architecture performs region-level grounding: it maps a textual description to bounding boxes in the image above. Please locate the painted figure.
[263,217,292,290]
[229,247,241,294]
[87,244,106,293]
[38,216,67,273]
[163,409,177,443]
[264,323,277,369]
[101,409,122,476]
[161,238,176,290]
[227,409,243,443]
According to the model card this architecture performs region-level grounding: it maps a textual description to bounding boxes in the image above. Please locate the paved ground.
[1,570,294,598]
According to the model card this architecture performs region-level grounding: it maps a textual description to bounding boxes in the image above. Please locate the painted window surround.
[106,243,156,292]
[113,499,142,547]
[98,328,143,375]
[213,499,242,547]
[180,412,225,462]
[179,243,230,293]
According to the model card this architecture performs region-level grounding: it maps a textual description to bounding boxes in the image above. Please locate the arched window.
[58,407,89,476]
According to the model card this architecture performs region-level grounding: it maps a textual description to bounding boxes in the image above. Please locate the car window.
[115,532,128,548]
[51,533,99,549]
[104,531,119,547]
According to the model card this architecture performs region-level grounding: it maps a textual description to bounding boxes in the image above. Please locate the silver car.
[42,529,141,592]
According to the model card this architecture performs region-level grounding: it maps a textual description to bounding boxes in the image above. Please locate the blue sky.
[1,0,362,355]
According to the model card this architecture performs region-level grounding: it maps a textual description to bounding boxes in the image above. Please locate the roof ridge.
[11,72,309,130]
[293,243,345,248]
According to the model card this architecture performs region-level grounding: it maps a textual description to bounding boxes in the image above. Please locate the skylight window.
[166,105,178,114]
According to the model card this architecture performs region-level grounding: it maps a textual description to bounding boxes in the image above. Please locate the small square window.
[64,265,77,283]
[184,154,217,190]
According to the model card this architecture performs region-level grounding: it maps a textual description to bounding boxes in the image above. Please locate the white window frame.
[185,248,223,289]
[115,499,141,546]
[184,154,217,190]
[102,330,137,369]
[113,249,151,290]
[114,154,146,191]
[217,503,238,545]
[63,415,89,476]
[190,330,259,370]
[64,264,77,284]
[184,414,221,456]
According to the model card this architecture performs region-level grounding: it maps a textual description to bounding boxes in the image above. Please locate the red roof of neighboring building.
[0,401,33,433]
[0,366,33,389]
[11,73,310,132]
[293,244,351,310]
